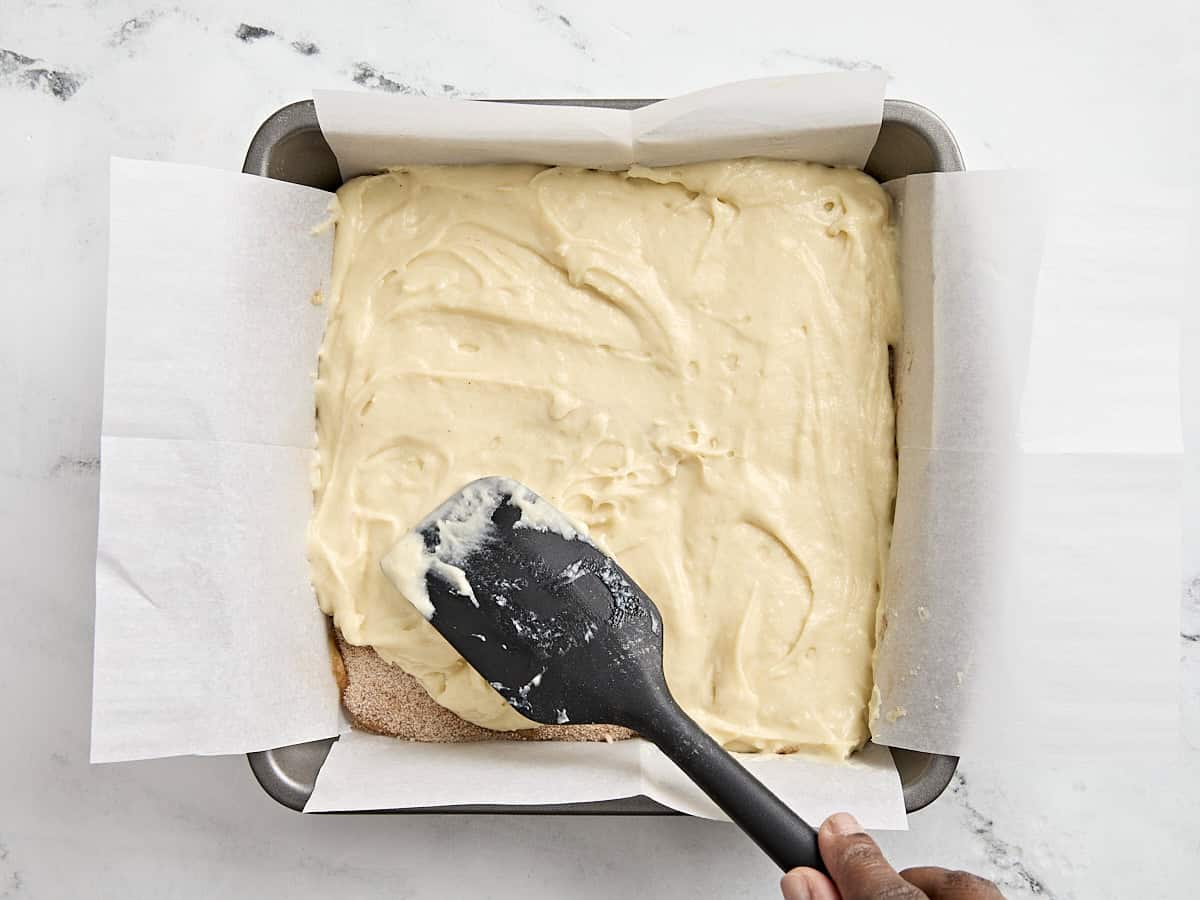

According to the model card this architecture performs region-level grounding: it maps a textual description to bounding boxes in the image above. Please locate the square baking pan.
[243,97,963,816]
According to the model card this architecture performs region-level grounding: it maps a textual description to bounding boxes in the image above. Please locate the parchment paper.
[868,172,1045,755]
[91,160,344,762]
[92,75,1058,823]
[315,71,885,179]
[306,731,905,828]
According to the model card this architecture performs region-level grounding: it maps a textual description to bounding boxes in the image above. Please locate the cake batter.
[308,159,900,757]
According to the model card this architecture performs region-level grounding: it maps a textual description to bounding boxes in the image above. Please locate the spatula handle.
[634,697,827,874]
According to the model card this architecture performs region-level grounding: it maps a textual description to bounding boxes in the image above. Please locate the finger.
[818,813,925,900]
[781,868,842,900]
[901,866,1005,899]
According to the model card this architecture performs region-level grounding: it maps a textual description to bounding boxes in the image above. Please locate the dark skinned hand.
[780,814,1005,900]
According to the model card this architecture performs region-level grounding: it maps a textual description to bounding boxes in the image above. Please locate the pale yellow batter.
[308,159,900,757]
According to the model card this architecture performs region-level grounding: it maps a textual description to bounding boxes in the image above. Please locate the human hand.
[780,813,1004,899]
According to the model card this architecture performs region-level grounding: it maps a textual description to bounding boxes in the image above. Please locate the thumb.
[818,813,925,900]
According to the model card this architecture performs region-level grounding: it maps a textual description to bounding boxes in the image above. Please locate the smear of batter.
[308,159,900,756]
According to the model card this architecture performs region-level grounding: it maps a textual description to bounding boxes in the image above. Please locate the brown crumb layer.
[334,630,635,743]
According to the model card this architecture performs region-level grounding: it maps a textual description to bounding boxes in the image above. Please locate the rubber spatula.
[380,476,827,874]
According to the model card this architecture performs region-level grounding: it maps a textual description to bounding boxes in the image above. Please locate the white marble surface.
[1,0,1195,897]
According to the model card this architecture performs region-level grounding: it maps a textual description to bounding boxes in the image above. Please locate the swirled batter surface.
[309,159,900,756]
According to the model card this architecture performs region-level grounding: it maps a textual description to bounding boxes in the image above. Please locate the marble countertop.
[1,0,1194,897]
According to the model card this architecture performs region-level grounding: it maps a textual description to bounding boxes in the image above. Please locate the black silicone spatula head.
[381,476,670,729]
[382,477,827,874]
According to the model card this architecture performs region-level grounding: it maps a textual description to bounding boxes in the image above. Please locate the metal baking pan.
[243,97,963,815]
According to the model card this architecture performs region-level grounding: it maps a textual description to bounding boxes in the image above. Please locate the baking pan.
[243,97,963,815]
